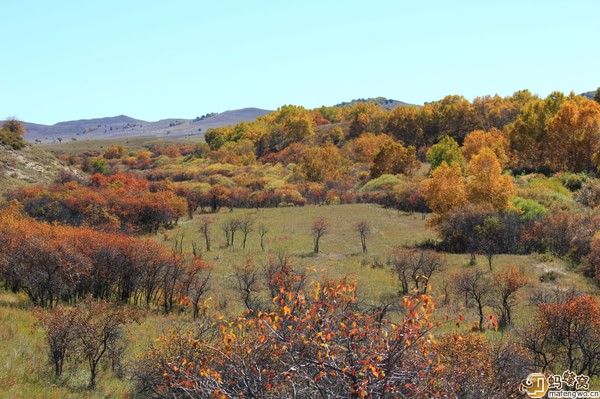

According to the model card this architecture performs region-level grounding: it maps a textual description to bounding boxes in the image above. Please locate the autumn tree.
[220,222,232,247]
[0,119,26,149]
[389,248,445,295]
[475,215,503,270]
[461,128,509,166]
[311,217,329,254]
[386,106,426,147]
[182,257,211,320]
[431,334,530,398]
[2,118,26,137]
[300,144,345,182]
[355,220,370,253]
[161,252,187,314]
[471,93,527,131]
[430,95,479,143]
[345,132,393,163]
[239,217,254,249]
[370,142,418,178]
[135,280,438,398]
[427,135,463,171]
[520,295,600,375]
[198,216,213,251]
[256,105,315,154]
[508,92,565,171]
[346,101,387,138]
[454,268,493,331]
[103,145,125,160]
[263,255,306,299]
[232,259,262,312]
[258,224,268,251]
[74,300,136,389]
[36,306,78,378]
[465,148,515,211]
[228,218,241,247]
[547,97,600,172]
[493,267,528,329]
[435,205,502,264]
[420,162,466,215]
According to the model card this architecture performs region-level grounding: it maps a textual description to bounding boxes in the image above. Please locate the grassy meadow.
[1,203,598,397]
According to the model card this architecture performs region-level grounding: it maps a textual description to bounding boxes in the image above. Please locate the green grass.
[164,204,597,322]
[1,203,598,396]
[164,204,434,311]
[0,289,179,399]
[38,135,200,155]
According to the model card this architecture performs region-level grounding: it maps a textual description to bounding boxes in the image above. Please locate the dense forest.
[3,88,600,397]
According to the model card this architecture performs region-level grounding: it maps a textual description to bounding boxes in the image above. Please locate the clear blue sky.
[1,0,599,124]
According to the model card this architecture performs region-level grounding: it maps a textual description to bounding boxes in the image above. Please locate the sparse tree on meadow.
[74,299,135,389]
[355,220,371,253]
[258,224,268,251]
[493,266,528,329]
[36,306,77,378]
[239,218,254,249]
[520,295,600,375]
[311,217,329,254]
[475,215,504,271]
[183,257,211,320]
[454,268,493,331]
[228,219,241,248]
[389,248,445,295]
[199,217,213,251]
[233,259,262,312]
[221,222,231,247]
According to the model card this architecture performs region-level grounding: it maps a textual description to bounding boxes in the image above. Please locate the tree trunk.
[88,361,98,389]
[204,231,210,252]
[477,301,484,331]
[469,253,476,266]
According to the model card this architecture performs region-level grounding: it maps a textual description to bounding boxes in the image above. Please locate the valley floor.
[1,204,597,397]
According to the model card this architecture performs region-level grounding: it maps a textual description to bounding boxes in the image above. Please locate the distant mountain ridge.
[16,98,418,143]
[20,108,271,143]
[582,90,598,100]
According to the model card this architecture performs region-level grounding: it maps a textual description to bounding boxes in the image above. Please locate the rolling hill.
[17,98,416,144]
[335,97,413,109]
[21,108,271,143]
[582,90,598,100]
[0,142,81,194]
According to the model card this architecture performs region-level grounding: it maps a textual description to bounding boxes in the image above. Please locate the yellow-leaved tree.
[420,162,466,214]
[547,97,600,172]
[465,148,515,210]
[461,128,509,166]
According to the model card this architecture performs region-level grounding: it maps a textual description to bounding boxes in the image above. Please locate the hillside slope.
[22,108,271,143]
[582,89,598,100]
[0,143,78,195]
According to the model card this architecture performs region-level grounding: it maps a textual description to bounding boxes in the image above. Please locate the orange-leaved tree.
[135,279,438,398]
